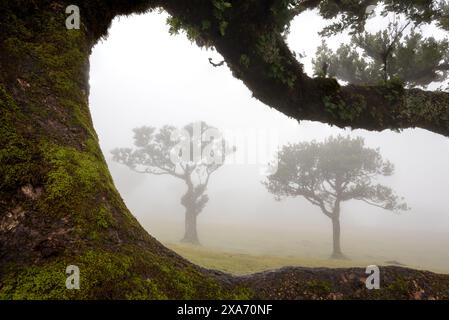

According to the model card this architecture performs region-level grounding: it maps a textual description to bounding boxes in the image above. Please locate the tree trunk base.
[330,252,349,260]
[180,237,201,246]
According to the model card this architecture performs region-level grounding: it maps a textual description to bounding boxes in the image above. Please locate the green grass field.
[165,242,405,275]
[140,218,449,275]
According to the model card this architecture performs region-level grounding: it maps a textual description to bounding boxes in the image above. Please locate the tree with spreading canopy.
[111,122,234,245]
[313,20,449,87]
[1,0,449,299]
[264,136,408,259]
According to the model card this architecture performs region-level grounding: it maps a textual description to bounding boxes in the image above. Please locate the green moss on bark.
[0,246,252,300]
[1,0,449,301]
[0,6,245,300]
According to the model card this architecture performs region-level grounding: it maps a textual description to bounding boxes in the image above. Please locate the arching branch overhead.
[2,0,449,300]
[84,0,449,136]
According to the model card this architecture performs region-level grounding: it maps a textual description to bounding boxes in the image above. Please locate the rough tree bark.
[160,0,449,137]
[0,0,448,299]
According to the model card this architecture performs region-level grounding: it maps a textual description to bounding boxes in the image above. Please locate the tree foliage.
[2,0,449,299]
[265,135,408,213]
[264,135,408,257]
[112,122,232,179]
[313,20,449,87]
[112,121,235,244]
[161,0,449,136]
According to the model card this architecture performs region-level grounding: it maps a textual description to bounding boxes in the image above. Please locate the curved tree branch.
[160,1,449,137]
[1,0,447,300]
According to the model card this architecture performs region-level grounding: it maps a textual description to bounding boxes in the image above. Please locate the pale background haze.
[89,11,449,272]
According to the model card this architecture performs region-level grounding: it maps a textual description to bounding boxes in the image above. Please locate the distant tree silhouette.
[264,136,408,259]
[313,20,449,87]
[112,121,234,245]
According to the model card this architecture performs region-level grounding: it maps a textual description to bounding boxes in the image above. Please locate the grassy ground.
[139,218,449,275]
[165,242,403,275]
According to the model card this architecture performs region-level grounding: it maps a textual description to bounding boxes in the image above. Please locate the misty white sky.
[89,10,449,267]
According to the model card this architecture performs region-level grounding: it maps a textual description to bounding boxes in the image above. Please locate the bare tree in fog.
[112,121,234,245]
[264,136,409,259]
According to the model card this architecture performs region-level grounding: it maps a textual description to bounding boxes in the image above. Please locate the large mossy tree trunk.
[0,0,233,299]
[1,1,449,300]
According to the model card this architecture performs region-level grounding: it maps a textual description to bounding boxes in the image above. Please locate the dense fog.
[89,11,449,273]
